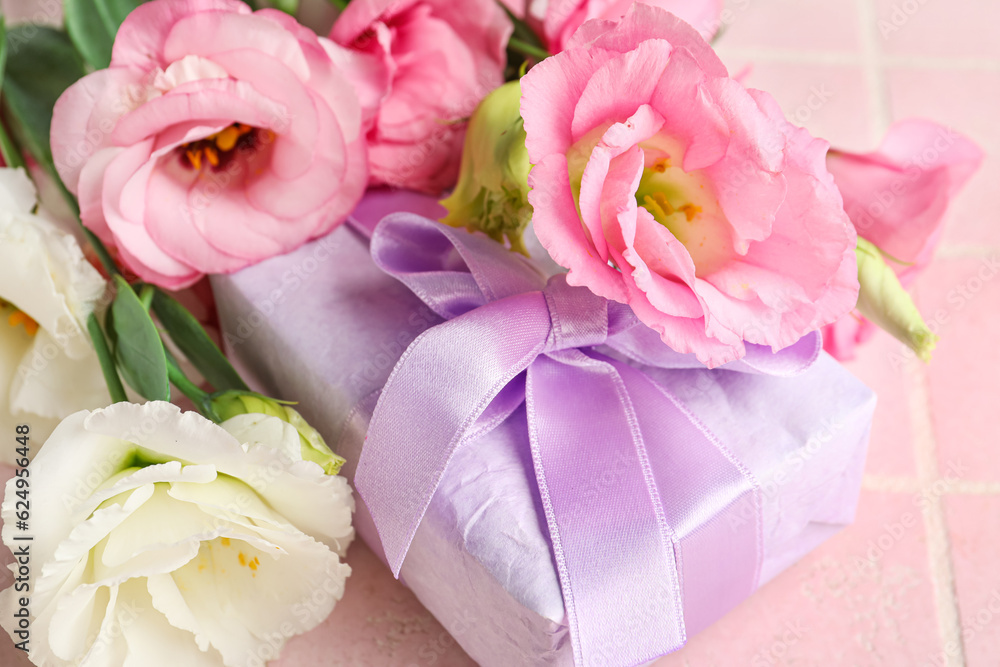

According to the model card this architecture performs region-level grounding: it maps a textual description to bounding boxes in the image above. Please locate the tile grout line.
[907,359,967,667]
[714,47,1000,71]
[946,480,1000,494]
[856,0,893,139]
[881,54,1000,71]
[858,0,968,661]
[862,474,922,494]
[863,474,1000,495]
[714,47,861,66]
[936,244,1000,260]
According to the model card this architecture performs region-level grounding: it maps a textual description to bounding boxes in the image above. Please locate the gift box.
[212,190,876,667]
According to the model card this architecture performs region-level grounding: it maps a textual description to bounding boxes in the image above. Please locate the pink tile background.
[1,0,997,665]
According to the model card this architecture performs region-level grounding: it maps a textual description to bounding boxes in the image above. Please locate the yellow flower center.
[1,301,39,336]
[181,123,268,171]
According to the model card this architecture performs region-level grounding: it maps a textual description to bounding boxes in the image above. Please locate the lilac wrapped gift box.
[212,190,876,666]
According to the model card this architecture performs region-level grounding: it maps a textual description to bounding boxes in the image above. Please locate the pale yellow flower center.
[206,536,264,579]
[634,136,733,277]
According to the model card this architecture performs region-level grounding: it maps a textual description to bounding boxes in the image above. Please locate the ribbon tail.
[610,358,763,635]
[356,293,551,577]
[526,351,686,667]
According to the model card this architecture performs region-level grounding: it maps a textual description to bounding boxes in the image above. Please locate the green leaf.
[104,286,118,348]
[0,22,123,283]
[65,0,146,70]
[1,25,86,170]
[86,312,128,404]
[152,289,249,392]
[0,19,25,170]
[96,0,147,30]
[64,0,115,70]
[271,0,299,14]
[111,275,170,401]
[0,114,23,170]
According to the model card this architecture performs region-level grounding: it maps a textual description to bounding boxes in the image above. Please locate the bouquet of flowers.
[0,0,981,665]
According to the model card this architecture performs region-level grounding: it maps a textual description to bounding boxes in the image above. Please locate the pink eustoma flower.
[531,0,724,53]
[330,0,512,195]
[520,4,859,367]
[821,119,983,360]
[51,0,367,290]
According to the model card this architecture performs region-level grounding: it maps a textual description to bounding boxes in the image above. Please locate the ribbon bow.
[356,214,821,667]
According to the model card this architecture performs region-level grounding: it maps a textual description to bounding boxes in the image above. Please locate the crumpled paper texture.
[213,190,876,666]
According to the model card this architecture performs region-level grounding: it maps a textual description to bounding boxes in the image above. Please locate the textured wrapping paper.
[212,190,876,666]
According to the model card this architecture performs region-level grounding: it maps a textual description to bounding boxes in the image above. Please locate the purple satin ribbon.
[355,214,821,667]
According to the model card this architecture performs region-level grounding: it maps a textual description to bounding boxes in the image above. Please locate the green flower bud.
[212,391,346,475]
[441,80,532,255]
[855,237,938,362]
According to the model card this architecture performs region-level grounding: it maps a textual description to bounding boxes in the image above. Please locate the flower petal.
[112,0,251,71]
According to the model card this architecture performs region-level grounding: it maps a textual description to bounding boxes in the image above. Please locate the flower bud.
[441,80,532,254]
[855,237,938,361]
[212,391,346,475]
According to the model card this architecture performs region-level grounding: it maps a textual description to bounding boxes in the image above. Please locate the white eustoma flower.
[0,167,109,462]
[0,401,354,667]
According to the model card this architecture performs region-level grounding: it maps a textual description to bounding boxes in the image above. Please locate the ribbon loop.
[372,213,547,320]
[357,292,552,577]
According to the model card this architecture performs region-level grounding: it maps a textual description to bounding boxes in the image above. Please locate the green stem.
[138,284,154,311]
[164,349,222,422]
[167,357,212,410]
[507,37,551,61]
[327,0,348,9]
[87,312,128,404]
[0,121,25,170]
[166,357,207,404]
